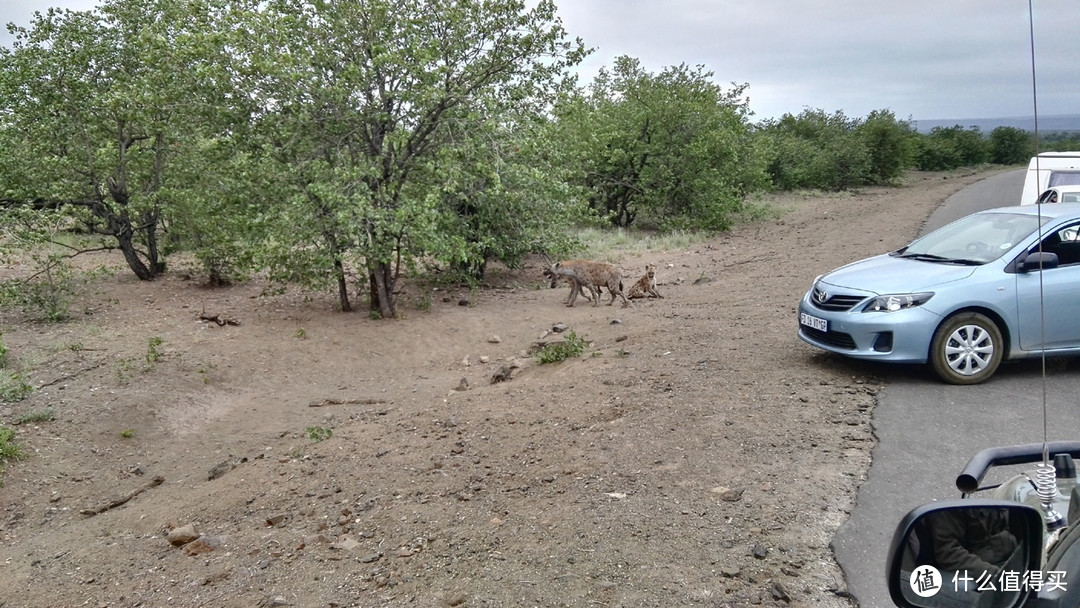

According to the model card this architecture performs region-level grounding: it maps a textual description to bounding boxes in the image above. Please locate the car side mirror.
[886,500,1044,608]
[1020,251,1059,272]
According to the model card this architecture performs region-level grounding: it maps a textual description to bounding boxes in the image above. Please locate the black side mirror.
[1020,251,1059,272]
[886,500,1044,608]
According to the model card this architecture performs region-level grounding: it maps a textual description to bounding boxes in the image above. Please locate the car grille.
[802,326,857,350]
[810,293,865,312]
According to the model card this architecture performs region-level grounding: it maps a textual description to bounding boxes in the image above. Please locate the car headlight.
[862,292,934,313]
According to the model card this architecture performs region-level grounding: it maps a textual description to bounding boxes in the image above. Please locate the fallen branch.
[199,312,241,326]
[80,475,164,517]
[37,360,108,389]
[308,398,387,407]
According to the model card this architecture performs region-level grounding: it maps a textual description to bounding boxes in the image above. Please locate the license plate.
[800,312,828,332]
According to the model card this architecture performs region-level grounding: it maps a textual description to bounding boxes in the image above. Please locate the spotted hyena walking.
[627,264,663,299]
[544,259,602,304]
[547,260,628,307]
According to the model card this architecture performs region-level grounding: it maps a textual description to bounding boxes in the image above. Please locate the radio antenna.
[1027,0,1062,532]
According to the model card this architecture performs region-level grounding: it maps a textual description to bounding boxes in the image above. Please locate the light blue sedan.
[798,203,1080,384]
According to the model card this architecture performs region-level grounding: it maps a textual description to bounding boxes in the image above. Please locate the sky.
[3,0,1079,123]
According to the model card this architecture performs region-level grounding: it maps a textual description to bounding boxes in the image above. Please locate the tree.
[989,126,1034,166]
[758,108,871,191]
[555,57,765,230]
[856,110,917,184]
[236,0,586,317]
[426,115,593,281]
[0,0,238,281]
[916,125,990,170]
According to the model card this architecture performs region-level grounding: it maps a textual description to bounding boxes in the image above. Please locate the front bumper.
[797,290,942,364]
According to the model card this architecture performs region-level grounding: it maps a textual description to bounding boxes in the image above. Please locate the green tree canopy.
[555,56,765,230]
[0,0,238,280]
[758,108,872,191]
[233,0,587,316]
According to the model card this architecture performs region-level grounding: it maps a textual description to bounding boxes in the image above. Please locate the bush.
[0,372,33,403]
[915,125,990,170]
[857,110,917,184]
[758,109,873,191]
[535,331,587,363]
[990,126,1035,165]
[0,425,25,485]
[0,261,75,323]
[306,426,333,442]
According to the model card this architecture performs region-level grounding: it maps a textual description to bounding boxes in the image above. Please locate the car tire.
[929,312,1003,385]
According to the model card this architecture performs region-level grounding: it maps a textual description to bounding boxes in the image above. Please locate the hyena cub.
[544,259,602,304]
[547,261,629,308]
[627,264,663,299]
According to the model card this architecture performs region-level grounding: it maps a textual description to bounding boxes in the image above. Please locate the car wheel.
[929,312,1003,385]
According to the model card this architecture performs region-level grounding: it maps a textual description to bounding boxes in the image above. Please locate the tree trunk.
[102,176,161,281]
[142,209,165,275]
[116,227,154,281]
[334,259,352,312]
[368,261,396,319]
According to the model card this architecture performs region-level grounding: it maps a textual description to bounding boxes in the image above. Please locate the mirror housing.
[1020,251,1059,272]
[886,500,1044,608]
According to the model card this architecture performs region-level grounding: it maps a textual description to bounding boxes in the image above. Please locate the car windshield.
[896,212,1046,264]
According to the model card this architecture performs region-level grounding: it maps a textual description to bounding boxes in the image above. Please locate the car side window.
[1034,222,1080,266]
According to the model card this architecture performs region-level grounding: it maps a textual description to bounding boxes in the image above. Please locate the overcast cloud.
[4,1,1078,122]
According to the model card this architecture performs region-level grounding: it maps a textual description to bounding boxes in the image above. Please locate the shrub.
[990,126,1035,166]
[0,372,34,403]
[535,331,587,364]
[306,426,333,442]
[0,425,25,485]
[145,337,164,364]
[13,409,54,425]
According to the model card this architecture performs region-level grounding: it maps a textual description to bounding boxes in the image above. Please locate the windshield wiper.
[896,252,983,265]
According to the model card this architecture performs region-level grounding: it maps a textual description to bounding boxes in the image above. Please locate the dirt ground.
[0,168,1002,608]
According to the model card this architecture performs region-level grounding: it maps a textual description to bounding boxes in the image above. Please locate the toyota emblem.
[814,288,828,304]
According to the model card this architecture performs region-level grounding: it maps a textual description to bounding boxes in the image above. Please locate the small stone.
[752,544,768,559]
[183,536,224,556]
[358,552,382,563]
[488,335,501,344]
[167,523,200,546]
[444,591,467,606]
[265,514,287,527]
[331,536,360,551]
[455,378,469,391]
[770,582,791,602]
[711,486,745,502]
[552,323,568,333]
[490,366,514,384]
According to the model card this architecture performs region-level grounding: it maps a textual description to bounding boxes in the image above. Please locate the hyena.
[544,259,602,304]
[547,261,629,308]
[627,264,663,299]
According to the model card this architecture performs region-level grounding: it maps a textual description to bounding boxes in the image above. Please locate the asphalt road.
[832,168,1080,607]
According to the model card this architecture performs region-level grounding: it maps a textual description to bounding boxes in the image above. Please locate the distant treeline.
[913,115,1080,134]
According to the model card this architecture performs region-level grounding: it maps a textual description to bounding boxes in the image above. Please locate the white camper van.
[1020,151,1080,204]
